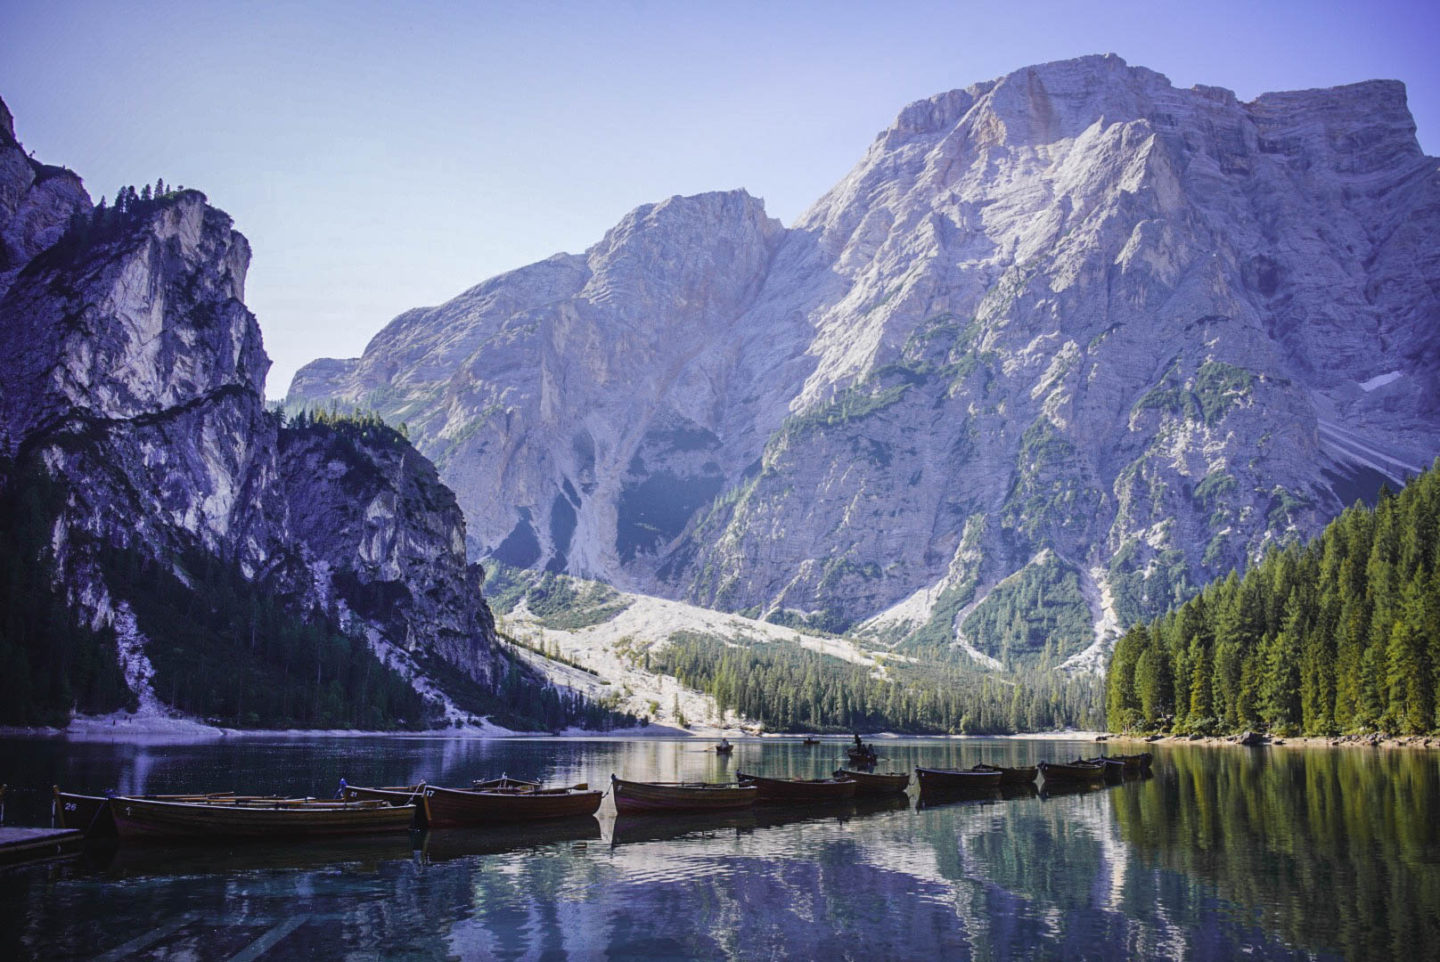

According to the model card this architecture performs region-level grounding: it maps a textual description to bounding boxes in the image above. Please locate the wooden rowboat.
[915,767,1003,794]
[423,783,602,826]
[846,745,878,767]
[1078,757,1127,781]
[342,784,428,805]
[53,788,284,837]
[1105,752,1153,772]
[341,785,432,826]
[1037,760,1108,783]
[610,775,757,815]
[109,795,417,839]
[737,772,857,803]
[970,763,1039,785]
[472,776,543,792]
[832,769,911,795]
[802,737,821,746]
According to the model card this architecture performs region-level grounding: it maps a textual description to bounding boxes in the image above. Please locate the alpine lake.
[0,735,1436,961]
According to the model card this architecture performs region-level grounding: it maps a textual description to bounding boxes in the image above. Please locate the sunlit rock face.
[0,94,503,698]
[289,56,1440,667]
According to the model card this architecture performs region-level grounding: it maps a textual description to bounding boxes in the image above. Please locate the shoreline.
[0,717,1110,745]
[1107,732,1439,750]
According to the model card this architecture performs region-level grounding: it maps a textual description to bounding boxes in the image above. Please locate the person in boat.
[718,738,731,750]
[853,733,864,748]
[334,777,348,800]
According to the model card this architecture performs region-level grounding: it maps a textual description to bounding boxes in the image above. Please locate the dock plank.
[0,827,84,865]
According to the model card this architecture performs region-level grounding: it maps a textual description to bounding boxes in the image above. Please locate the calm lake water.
[0,735,1436,961]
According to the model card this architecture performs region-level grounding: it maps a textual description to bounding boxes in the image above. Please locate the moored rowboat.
[423,783,603,826]
[343,784,428,805]
[832,769,910,795]
[109,795,417,839]
[53,788,286,837]
[736,772,857,803]
[915,767,1003,794]
[1037,760,1108,783]
[610,776,757,815]
[970,763,1039,785]
[1106,752,1153,772]
[1078,757,1127,781]
[472,776,543,792]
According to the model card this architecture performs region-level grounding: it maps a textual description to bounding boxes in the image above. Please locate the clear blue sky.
[3,0,1437,398]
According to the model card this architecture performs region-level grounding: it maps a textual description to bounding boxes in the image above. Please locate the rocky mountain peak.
[0,95,16,146]
[0,190,266,457]
[290,59,1440,671]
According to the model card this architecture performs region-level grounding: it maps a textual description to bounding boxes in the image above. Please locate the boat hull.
[342,786,432,826]
[737,772,858,803]
[610,776,757,815]
[53,791,114,836]
[424,785,603,826]
[832,769,911,795]
[971,764,1039,785]
[1038,761,1108,783]
[110,797,417,839]
[915,767,1003,794]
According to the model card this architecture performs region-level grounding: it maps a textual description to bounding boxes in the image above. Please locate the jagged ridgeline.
[289,56,1440,669]
[0,94,634,731]
[1106,461,1440,736]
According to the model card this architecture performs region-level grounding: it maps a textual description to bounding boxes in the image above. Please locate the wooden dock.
[0,827,84,866]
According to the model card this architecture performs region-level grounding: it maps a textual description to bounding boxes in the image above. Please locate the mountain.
[0,96,617,731]
[290,55,1440,671]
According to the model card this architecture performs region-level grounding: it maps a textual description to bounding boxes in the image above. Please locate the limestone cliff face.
[277,417,498,683]
[289,57,1440,668]
[0,95,504,716]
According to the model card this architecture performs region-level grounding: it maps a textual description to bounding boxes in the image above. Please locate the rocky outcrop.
[277,415,500,686]
[288,57,1440,669]
[0,97,91,304]
[0,95,507,719]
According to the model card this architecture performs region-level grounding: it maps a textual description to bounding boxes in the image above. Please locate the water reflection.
[0,736,1428,959]
[1110,745,1440,961]
[421,819,601,862]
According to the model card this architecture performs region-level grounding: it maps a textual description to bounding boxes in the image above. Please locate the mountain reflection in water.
[0,735,1432,959]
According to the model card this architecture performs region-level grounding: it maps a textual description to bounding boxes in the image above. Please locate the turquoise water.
[1,736,1435,960]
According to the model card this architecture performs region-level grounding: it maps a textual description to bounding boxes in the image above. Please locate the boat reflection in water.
[420,818,601,863]
[758,796,909,829]
[609,811,758,848]
[78,833,416,879]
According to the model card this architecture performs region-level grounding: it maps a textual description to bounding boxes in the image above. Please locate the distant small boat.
[610,776,757,815]
[846,744,878,767]
[970,763,1039,785]
[802,737,821,746]
[107,795,417,839]
[1037,760,1108,783]
[832,768,910,795]
[737,772,858,803]
[915,767,1003,794]
[715,741,735,755]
